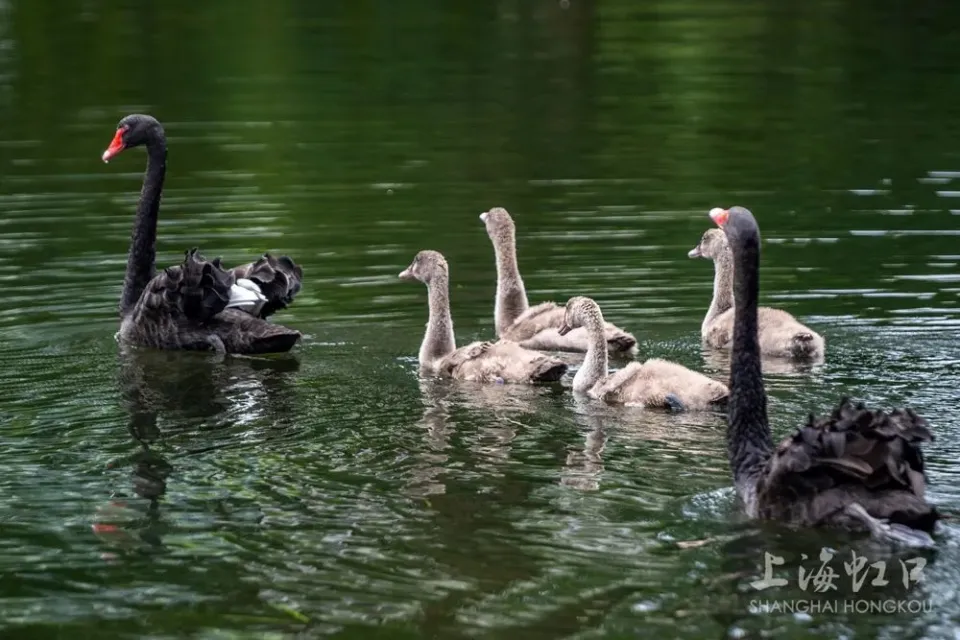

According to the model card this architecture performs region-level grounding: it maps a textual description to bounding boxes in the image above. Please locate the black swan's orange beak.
[102,129,125,163]
[709,207,729,226]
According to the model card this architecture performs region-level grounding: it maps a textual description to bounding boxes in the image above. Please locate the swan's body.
[714,206,936,547]
[480,207,637,356]
[689,228,824,359]
[560,297,728,410]
[105,115,302,354]
[400,250,567,384]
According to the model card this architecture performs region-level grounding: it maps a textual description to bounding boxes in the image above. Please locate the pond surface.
[2,1,960,637]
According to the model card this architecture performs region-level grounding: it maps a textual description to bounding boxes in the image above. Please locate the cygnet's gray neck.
[492,233,529,335]
[573,312,608,393]
[421,275,456,366]
[703,252,735,332]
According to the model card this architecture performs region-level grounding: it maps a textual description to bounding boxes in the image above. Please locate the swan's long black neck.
[120,134,167,315]
[728,226,773,483]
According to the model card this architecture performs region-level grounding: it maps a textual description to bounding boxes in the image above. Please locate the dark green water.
[2,1,960,637]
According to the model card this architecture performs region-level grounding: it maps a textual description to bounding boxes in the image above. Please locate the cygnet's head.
[688,228,730,261]
[479,207,516,244]
[558,296,602,336]
[399,250,448,285]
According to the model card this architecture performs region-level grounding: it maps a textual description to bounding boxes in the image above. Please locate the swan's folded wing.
[591,362,645,401]
[503,303,636,355]
[133,248,234,323]
[232,253,303,318]
[598,359,728,408]
[762,398,934,500]
[440,340,566,383]
[501,302,563,341]
[437,341,494,375]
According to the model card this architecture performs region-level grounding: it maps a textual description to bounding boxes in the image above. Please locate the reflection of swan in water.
[406,379,562,497]
[94,347,299,554]
[558,395,729,494]
[560,399,608,491]
[407,379,455,497]
[700,345,822,378]
[116,345,301,430]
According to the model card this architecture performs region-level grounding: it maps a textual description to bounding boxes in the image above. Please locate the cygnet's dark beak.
[558,323,572,336]
[687,245,702,258]
[398,266,415,280]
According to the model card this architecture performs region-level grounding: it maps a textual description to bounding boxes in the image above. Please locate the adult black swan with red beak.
[103,114,303,354]
[711,205,938,547]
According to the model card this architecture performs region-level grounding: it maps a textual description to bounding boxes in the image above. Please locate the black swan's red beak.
[102,129,125,163]
[709,207,730,226]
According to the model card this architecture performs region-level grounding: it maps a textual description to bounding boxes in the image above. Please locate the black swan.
[713,206,938,547]
[103,114,303,354]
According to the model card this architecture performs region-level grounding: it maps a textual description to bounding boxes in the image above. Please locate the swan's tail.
[607,333,638,356]
[844,503,937,549]
[532,359,568,383]
[790,332,820,358]
[244,329,302,354]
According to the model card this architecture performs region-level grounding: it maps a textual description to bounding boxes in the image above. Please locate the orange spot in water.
[92,523,119,534]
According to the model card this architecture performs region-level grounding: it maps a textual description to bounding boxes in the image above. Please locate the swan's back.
[437,340,567,383]
[120,249,301,354]
[502,303,565,341]
[592,358,728,409]
[755,399,938,532]
[706,307,824,359]
[132,250,232,319]
[503,302,637,355]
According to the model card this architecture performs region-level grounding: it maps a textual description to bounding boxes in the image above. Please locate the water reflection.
[94,348,301,554]
[408,378,565,496]
[408,379,456,497]
[560,403,608,492]
[2,0,960,634]
[407,379,552,636]
[699,346,824,378]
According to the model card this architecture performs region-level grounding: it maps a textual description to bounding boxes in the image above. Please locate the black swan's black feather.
[108,114,302,354]
[232,253,304,319]
[720,206,937,539]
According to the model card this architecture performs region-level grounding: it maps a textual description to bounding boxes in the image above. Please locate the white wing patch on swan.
[226,278,267,314]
